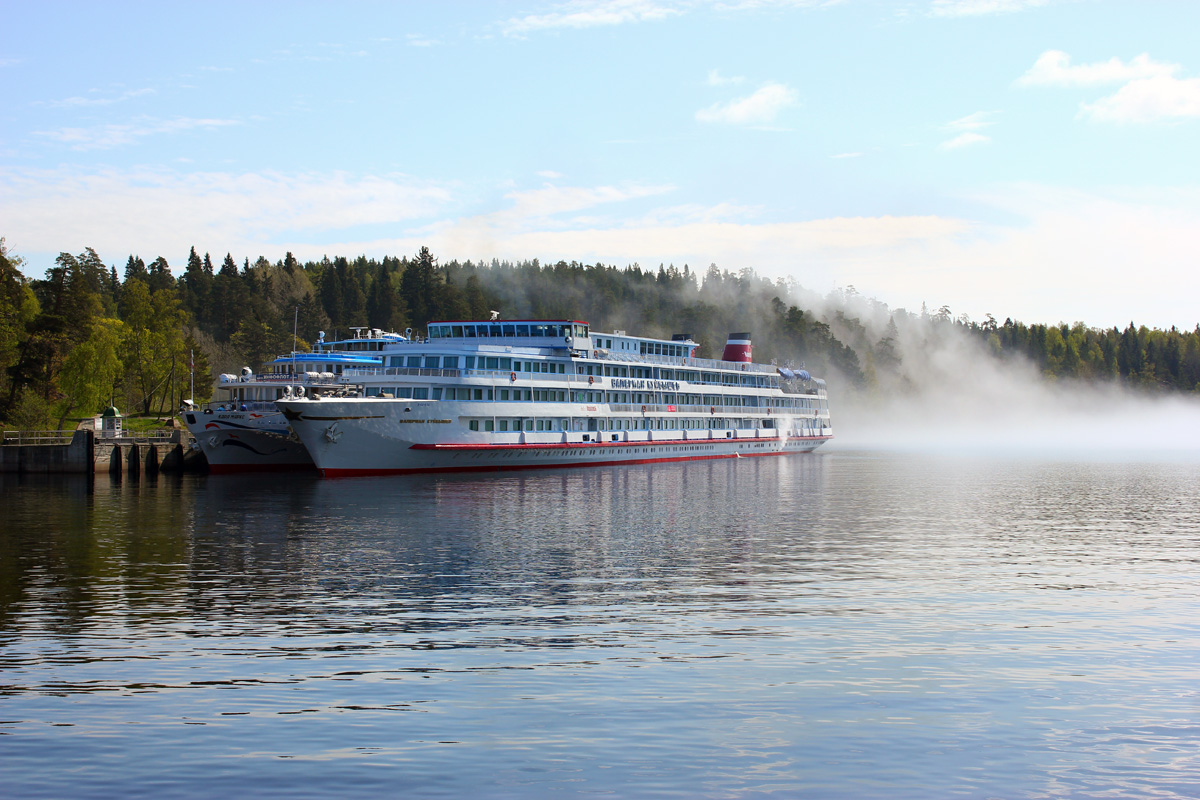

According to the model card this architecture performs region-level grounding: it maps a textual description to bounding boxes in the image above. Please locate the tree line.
[2,238,1198,429]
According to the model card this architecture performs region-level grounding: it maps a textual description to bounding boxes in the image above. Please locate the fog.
[825,308,1200,461]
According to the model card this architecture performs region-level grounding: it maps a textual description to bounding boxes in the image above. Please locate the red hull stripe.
[409,435,831,451]
[320,448,821,478]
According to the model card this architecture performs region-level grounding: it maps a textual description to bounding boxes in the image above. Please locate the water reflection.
[2,454,1199,800]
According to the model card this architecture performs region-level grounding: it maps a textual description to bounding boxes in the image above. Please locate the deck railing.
[2,430,76,445]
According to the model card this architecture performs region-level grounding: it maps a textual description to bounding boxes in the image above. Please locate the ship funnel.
[721,332,752,363]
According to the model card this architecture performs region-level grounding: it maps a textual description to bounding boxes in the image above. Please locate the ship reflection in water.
[2,453,1199,799]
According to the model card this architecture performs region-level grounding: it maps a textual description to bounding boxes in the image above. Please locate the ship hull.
[279,397,829,477]
[184,410,314,472]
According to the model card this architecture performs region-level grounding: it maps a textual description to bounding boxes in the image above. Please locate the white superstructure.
[276,319,832,477]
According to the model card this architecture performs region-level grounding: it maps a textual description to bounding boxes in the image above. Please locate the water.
[2,452,1199,799]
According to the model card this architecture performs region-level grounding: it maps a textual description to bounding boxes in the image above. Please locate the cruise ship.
[182,328,405,472]
[275,319,832,477]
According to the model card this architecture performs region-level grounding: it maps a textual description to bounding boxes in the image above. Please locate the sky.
[3,0,1199,331]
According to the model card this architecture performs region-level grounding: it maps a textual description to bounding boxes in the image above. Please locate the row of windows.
[364,384,823,409]
[428,322,588,340]
[638,341,691,358]
[387,354,570,374]
[464,417,826,433]
[374,353,791,391]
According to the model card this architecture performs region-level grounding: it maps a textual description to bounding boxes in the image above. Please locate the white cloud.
[696,82,798,125]
[0,167,455,262]
[503,0,682,36]
[929,0,1048,17]
[33,117,240,150]
[1081,74,1200,123]
[1018,50,1177,87]
[429,183,1200,330]
[1018,50,1200,123]
[707,69,745,86]
[940,132,989,149]
[939,111,995,148]
[6,165,1199,330]
[39,88,156,108]
[499,182,674,222]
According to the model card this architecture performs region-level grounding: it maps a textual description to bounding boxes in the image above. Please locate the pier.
[1,427,205,475]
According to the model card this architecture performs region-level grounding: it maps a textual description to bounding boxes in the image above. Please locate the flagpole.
[292,306,299,377]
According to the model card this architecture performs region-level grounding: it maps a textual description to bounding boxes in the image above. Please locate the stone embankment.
[1,427,206,475]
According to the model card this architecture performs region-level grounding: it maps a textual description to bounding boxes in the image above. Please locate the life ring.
[510,372,516,382]
[593,350,599,359]
[588,375,594,385]
[711,406,715,414]
[641,405,647,413]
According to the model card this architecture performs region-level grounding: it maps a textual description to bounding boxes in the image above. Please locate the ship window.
[500,358,511,370]
[413,388,428,399]
[464,325,477,337]
[484,420,494,432]
[452,325,464,337]
[468,420,479,431]
[516,324,530,336]
[524,420,533,431]
[465,357,475,368]
[484,357,498,370]
[498,420,508,431]
[536,420,545,431]
[502,324,515,337]
[499,389,509,401]
[389,356,402,367]
[443,356,458,368]
[424,356,440,368]
[490,324,502,337]
[406,356,421,368]
[432,388,442,400]
[472,389,483,400]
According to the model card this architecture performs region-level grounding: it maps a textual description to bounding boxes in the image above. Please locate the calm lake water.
[2,451,1199,799]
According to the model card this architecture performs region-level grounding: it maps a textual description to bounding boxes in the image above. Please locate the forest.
[2,236,1199,430]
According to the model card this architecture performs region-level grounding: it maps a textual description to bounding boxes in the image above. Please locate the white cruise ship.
[275,319,832,477]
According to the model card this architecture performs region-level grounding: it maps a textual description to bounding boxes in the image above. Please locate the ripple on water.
[2,455,1200,798]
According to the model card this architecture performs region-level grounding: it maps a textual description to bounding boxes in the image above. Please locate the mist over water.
[837,375,1200,460]
[800,289,1200,460]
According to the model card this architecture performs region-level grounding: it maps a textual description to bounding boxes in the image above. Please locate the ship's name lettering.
[610,379,680,391]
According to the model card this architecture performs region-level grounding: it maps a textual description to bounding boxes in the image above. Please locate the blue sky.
[4,0,1199,329]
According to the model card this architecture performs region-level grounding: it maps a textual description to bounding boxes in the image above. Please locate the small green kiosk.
[99,406,123,439]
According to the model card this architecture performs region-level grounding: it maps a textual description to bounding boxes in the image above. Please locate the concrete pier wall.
[3,429,199,475]
[0,430,95,474]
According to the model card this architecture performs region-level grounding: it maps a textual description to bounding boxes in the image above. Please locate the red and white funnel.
[721,332,752,363]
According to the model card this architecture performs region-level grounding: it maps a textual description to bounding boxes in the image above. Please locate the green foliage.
[56,316,124,427]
